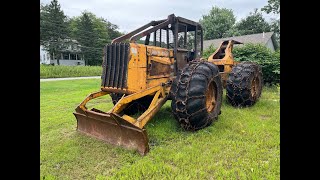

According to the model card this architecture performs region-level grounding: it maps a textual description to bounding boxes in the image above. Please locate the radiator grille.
[101,43,129,89]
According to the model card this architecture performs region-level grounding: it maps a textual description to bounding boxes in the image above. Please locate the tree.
[223,26,243,38]
[68,12,123,65]
[40,0,69,65]
[261,0,280,14]
[187,32,195,50]
[270,18,280,45]
[234,9,271,36]
[200,6,236,40]
[261,0,280,46]
[105,21,122,41]
[74,12,100,66]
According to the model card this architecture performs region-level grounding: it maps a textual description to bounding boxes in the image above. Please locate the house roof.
[203,32,275,50]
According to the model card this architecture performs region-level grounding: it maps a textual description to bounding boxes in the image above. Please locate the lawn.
[40,65,102,78]
[40,79,280,179]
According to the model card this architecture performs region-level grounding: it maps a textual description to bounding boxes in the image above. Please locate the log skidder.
[73,14,263,155]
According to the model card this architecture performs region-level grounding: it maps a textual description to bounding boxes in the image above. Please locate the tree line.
[200,0,280,44]
[40,0,279,66]
[40,0,122,65]
[199,0,280,46]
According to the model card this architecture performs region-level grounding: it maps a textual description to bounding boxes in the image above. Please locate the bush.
[233,44,280,85]
[202,44,217,59]
[202,43,280,85]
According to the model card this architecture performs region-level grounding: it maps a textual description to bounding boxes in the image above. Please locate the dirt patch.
[260,115,271,120]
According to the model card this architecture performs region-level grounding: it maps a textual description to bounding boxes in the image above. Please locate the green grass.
[40,79,280,179]
[40,65,102,78]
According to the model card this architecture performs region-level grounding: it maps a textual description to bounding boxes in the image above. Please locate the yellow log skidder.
[73,14,263,155]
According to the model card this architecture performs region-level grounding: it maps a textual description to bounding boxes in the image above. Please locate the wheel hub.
[206,81,216,113]
[251,76,260,97]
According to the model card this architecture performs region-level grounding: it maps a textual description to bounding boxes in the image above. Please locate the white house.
[40,40,85,66]
[40,46,50,64]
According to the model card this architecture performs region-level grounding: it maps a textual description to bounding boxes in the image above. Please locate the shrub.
[202,44,217,59]
[233,43,280,85]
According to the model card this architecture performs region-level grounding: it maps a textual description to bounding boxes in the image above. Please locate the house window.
[43,54,46,62]
[70,54,76,60]
[63,53,69,60]
[52,53,57,60]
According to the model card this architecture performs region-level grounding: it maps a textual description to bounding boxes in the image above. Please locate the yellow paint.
[112,85,162,114]
[148,56,172,65]
[76,84,168,129]
[136,96,166,128]
[78,91,109,111]
[207,41,237,66]
[121,114,137,124]
[207,40,240,84]
[126,43,148,92]
[110,84,167,129]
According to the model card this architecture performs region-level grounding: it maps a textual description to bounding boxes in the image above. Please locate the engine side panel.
[101,43,174,94]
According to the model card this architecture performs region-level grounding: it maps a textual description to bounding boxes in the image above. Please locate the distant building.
[40,46,50,65]
[40,40,85,66]
[203,32,278,52]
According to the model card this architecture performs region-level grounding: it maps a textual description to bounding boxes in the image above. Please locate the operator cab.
[112,14,203,75]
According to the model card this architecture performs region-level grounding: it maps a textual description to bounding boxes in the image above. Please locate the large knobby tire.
[110,93,153,115]
[226,61,263,107]
[170,61,223,131]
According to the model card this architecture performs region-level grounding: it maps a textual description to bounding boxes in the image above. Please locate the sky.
[40,0,278,33]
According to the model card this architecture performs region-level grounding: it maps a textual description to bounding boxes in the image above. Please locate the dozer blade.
[74,107,149,155]
[73,85,168,155]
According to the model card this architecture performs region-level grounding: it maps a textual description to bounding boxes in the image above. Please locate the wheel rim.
[206,81,216,113]
[251,76,260,97]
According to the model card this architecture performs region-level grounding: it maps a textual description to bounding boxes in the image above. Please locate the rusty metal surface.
[130,19,171,42]
[111,20,162,43]
[219,72,229,88]
[102,43,129,89]
[149,61,171,76]
[101,46,107,87]
[74,108,149,155]
[176,16,203,29]
[176,49,189,70]
[205,80,216,113]
[74,85,169,155]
